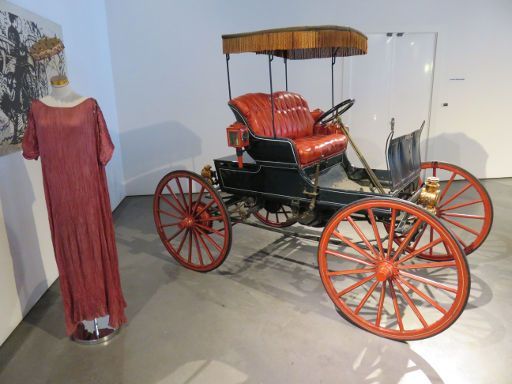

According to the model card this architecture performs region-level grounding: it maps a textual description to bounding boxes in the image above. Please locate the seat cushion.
[293,133,348,166]
[230,91,348,166]
[229,92,314,139]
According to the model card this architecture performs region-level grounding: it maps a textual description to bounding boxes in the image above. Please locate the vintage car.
[153,26,493,340]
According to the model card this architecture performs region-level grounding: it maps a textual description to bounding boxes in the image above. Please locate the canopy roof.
[222,25,367,60]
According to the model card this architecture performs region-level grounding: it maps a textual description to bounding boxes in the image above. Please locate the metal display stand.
[71,318,121,345]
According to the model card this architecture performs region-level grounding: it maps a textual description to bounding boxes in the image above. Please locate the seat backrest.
[229,91,314,139]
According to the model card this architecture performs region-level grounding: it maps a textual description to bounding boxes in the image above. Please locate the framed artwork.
[0,2,63,157]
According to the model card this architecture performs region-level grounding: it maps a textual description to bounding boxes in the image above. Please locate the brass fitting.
[418,176,441,214]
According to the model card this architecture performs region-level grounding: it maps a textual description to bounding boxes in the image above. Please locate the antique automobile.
[153,26,493,340]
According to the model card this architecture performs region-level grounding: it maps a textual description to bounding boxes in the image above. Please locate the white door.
[341,32,436,170]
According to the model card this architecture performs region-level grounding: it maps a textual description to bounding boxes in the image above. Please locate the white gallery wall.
[0,0,124,345]
[105,0,512,196]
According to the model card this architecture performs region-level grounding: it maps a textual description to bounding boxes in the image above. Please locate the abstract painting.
[0,2,63,156]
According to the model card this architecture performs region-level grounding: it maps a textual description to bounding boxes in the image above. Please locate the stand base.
[71,323,121,345]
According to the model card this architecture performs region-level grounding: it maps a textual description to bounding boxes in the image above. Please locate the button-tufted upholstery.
[229,92,347,166]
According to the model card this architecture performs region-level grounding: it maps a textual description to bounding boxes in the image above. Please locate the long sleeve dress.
[22,98,127,335]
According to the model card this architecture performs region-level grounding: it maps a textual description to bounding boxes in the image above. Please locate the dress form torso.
[39,78,88,107]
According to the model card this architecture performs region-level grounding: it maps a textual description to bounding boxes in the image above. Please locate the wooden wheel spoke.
[386,209,397,259]
[441,216,480,236]
[399,260,456,270]
[191,186,206,213]
[192,230,204,266]
[428,227,434,257]
[176,229,189,254]
[161,222,180,228]
[162,184,187,216]
[388,281,404,331]
[161,193,187,216]
[347,217,380,258]
[158,209,182,220]
[396,276,447,314]
[325,249,374,267]
[195,226,222,252]
[451,231,468,248]
[438,183,472,209]
[367,209,385,257]
[399,271,458,293]
[194,228,215,262]
[337,274,376,297]
[254,204,295,228]
[390,219,422,262]
[188,177,193,213]
[415,225,427,248]
[375,281,387,326]
[328,267,375,277]
[195,222,225,237]
[438,172,457,203]
[175,178,190,213]
[394,279,429,328]
[441,212,484,220]
[404,224,427,251]
[397,237,444,265]
[166,227,185,243]
[187,230,193,263]
[354,280,379,315]
[440,199,483,212]
[194,199,215,218]
[333,230,378,263]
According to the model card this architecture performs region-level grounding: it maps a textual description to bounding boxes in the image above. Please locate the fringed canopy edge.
[222,25,367,59]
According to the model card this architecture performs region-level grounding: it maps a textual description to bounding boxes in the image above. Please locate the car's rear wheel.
[416,161,493,259]
[253,202,296,228]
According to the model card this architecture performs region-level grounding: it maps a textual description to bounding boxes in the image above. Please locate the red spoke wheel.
[153,170,232,272]
[418,161,493,259]
[318,198,470,341]
[253,201,296,228]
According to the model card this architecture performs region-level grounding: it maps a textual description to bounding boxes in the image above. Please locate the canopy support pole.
[331,49,337,107]
[268,54,276,138]
[225,54,232,100]
[284,57,288,91]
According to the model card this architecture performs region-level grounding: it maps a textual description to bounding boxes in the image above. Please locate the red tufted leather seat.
[229,92,347,166]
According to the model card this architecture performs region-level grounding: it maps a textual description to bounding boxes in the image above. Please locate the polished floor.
[0,179,511,384]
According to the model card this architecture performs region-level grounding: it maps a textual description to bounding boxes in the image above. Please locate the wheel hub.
[180,216,195,228]
[375,261,395,282]
[192,201,214,232]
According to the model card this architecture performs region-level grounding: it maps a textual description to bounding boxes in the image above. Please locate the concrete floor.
[0,178,511,384]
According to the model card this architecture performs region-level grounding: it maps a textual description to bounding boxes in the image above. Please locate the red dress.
[22,98,127,335]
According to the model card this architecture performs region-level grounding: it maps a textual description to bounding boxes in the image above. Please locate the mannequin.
[39,74,88,107]
[24,37,127,344]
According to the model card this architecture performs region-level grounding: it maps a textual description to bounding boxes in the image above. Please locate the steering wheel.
[315,98,355,125]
